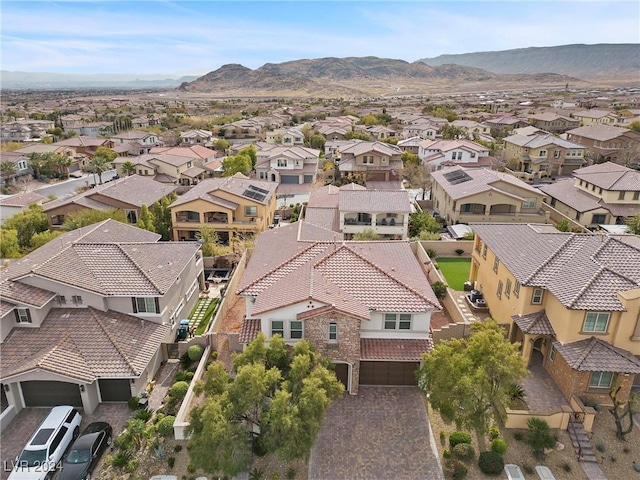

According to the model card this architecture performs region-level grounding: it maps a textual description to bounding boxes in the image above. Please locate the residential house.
[236,222,441,394]
[540,162,640,227]
[503,133,587,179]
[110,131,162,155]
[336,140,403,182]
[169,174,277,244]
[63,121,113,137]
[43,175,178,229]
[566,125,640,165]
[528,113,579,133]
[469,223,640,404]
[305,183,411,240]
[366,125,397,141]
[219,119,262,139]
[402,120,439,140]
[397,136,421,156]
[573,109,623,127]
[0,192,49,224]
[0,219,204,414]
[16,143,86,175]
[418,139,491,169]
[0,151,31,184]
[450,120,492,138]
[254,144,320,184]
[54,136,116,161]
[180,130,214,147]
[265,127,305,146]
[1,120,54,142]
[431,166,549,225]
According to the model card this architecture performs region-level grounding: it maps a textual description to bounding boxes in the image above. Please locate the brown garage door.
[99,379,132,402]
[333,363,349,390]
[359,361,419,386]
[21,381,82,407]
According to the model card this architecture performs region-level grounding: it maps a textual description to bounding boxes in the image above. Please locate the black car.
[59,422,112,480]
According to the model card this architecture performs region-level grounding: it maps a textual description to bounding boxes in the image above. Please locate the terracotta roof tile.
[360,338,434,361]
[339,190,411,213]
[239,318,261,343]
[512,310,556,336]
[554,337,640,373]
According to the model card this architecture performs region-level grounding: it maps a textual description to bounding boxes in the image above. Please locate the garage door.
[359,361,419,386]
[99,379,132,402]
[303,175,314,184]
[333,364,349,389]
[21,381,82,407]
[280,175,299,184]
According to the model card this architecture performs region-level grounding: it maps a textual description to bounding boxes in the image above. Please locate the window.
[49,426,68,454]
[363,155,374,164]
[591,214,606,224]
[125,210,138,224]
[186,161,192,168]
[505,279,512,299]
[277,158,287,167]
[493,257,499,273]
[531,288,543,305]
[549,345,556,362]
[554,150,561,158]
[133,297,159,314]
[496,280,503,299]
[384,313,412,330]
[582,312,610,333]
[186,280,198,300]
[482,244,487,259]
[57,295,66,305]
[618,191,625,200]
[328,322,338,342]
[589,372,613,389]
[381,156,388,163]
[290,321,303,339]
[271,320,284,337]
[522,198,536,208]
[15,308,32,323]
[18,160,27,170]
[633,191,640,200]
[538,150,547,157]
[245,206,257,217]
[72,295,83,305]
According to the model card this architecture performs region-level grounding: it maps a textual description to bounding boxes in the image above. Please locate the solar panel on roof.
[248,185,270,195]
[242,189,266,202]
[443,170,472,185]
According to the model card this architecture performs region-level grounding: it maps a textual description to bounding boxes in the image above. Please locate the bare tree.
[608,385,639,441]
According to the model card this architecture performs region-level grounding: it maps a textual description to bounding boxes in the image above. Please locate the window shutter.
[26,310,31,322]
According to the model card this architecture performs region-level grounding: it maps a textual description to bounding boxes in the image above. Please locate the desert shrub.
[169,381,189,398]
[478,451,504,475]
[527,418,555,455]
[522,464,534,475]
[111,450,133,469]
[185,371,195,381]
[168,457,175,468]
[513,431,524,441]
[449,431,472,449]
[113,434,134,451]
[452,443,475,460]
[491,438,507,454]
[153,444,166,459]
[440,430,446,441]
[187,344,204,361]
[174,445,183,452]
[443,449,451,458]
[426,248,437,258]
[432,281,448,300]
[489,426,500,440]
[187,464,196,474]
[444,458,468,480]
[135,409,152,422]
[507,383,526,403]
[174,371,186,382]
[286,467,296,480]
[156,415,176,436]
[249,469,265,480]
[127,396,141,410]
[595,442,605,452]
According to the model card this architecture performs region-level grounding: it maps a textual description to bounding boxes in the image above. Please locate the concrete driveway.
[309,386,444,480]
[1,404,131,480]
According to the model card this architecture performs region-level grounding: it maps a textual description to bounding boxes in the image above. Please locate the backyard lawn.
[436,257,471,291]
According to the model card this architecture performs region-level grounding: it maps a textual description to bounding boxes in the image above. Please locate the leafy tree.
[151,193,177,241]
[26,153,49,181]
[3,204,49,250]
[195,226,229,257]
[352,228,380,241]
[555,219,570,232]
[408,211,441,237]
[52,154,72,179]
[307,134,326,150]
[0,229,21,258]
[401,151,421,167]
[628,121,640,133]
[137,204,156,232]
[30,230,62,250]
[418,320,527,449]
[212,138,231,152]
[441,125,467,140]
[89,147,117,184]
[239,145,257,170]
[345,131,372,141]
[187,333,343,476]
[62,208,127,231]
[626,214,640,235]
[222,155,252,176]
[121,161,137,176]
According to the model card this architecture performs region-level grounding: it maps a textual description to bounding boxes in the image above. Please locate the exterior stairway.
[567,421,597,463]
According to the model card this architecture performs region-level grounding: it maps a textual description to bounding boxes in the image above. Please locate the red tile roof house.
[0,219,205,419]
[236,222,441,394]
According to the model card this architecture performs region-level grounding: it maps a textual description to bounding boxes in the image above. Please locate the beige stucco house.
[469,223,640,405]
[337,140,403,182]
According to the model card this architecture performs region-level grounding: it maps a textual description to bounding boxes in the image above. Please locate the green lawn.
[435,257,471,291]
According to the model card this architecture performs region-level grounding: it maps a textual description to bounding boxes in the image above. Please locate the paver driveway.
[308,386,444,480]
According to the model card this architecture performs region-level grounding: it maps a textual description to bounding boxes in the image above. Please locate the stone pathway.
[147,360,180,412]
[568,421,609,479]
[188,297,213,332]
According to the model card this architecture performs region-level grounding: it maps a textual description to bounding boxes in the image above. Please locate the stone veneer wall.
[302,311,362,394]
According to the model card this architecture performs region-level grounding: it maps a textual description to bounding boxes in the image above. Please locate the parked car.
[59,422,113,480]
[9,406,82,480]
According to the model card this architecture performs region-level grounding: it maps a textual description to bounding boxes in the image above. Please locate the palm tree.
[0,161,17,183]
[90,147,117,184]
[52,154,73,179]
[27,153,46,181]
[121,161,136,176]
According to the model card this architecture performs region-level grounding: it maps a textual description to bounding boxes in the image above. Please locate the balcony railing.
[375,220,404,226]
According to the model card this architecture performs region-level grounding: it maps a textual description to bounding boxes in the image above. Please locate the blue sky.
[2,1,638,75]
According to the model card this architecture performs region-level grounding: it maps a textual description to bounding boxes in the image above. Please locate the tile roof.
[512,310,556,336]
[432,166,541,200]
[239,318,261,343]
[151,145,216,159]
[567,125,630,141]
[503,133,584,150]
[471,223,640,311]
[539,180,601,212]
[304,207,340,232]
[238,225,440,319]
[339,140,403,157]
[419,138,489,153]
[170,174,276,208]
[339,190,411,213]
[0,307,170,382]
[573,162,640,191]
[360,338,434,361]
[553,337,640,373]
[0,192,49,207]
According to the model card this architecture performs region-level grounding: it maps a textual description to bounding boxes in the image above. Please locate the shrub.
[156,415,176,436]
[126,459,137,472]
[168,457,175,468]
[286,467,296,480]
[513,432,524,441]
[174,445,183,452]
[169,381,189,398]
[111,450,133,469]
[527,418,555,455]
[127,396,141,410]
[507,383,526,403]
[187,345,204,361]
[452,443,475,460]
[489,426,500,440]
[249,469,265,480]
[491,438,507,454]
[440,430,446,441]
[426,248,437,259]
[623,446,630,454]
[432,281,448,300]
[522,464,534,475]
[478,451,504,476]
[153,445,166,459]
[595,442,605,452]
[180,352,192,370]
[185,371,195,381]
[174,371,186,382]
[455,248,464,256]
[187,464,196,474]
[443,449,451,458]
[449,431,472,449]
[135,409,152,422]
[562,462,572,472]
[444,458,468,480]
[113,434,134,451]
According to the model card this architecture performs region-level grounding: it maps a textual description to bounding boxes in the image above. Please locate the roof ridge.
[37,333,73,368]
[524,233,575,284]
[116,244,163,294]
[567,264,607,308]
[90,308,140,375]
[573,336,598,369]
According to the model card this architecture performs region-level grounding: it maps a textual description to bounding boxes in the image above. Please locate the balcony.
[176,211,200,223]
[205,212,229,224]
